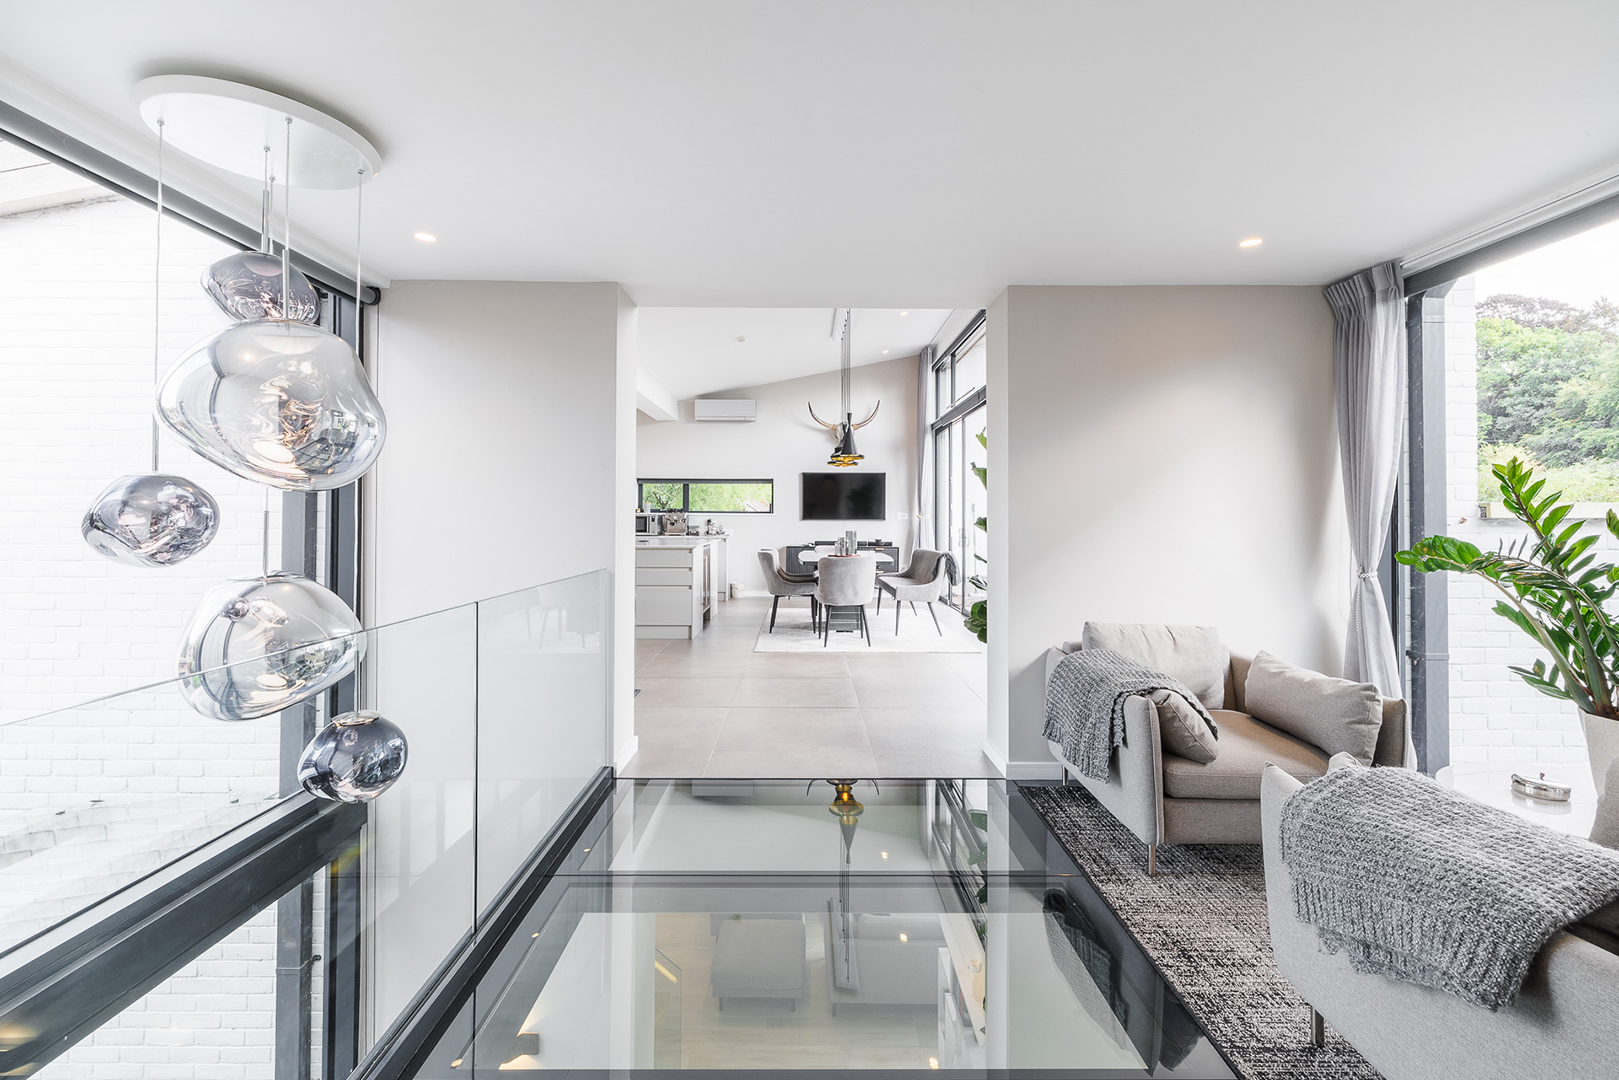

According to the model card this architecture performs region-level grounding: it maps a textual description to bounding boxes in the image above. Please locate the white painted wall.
[990,286,1350,771]
[367,278,636,761]
[635,355,918,593]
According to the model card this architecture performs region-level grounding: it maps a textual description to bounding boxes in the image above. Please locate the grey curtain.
[914,345,934,558]
[1325,261,1406,698]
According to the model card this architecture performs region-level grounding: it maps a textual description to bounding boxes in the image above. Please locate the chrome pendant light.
[144,81,387,492]
[203,154,319,322]
[81,119,221,568]
[176,571,366,721]
[808,309,879,467]
[298,711,408,802]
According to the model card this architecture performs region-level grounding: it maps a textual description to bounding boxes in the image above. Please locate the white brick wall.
[2,159,322,1075]
[1442,277,1596,768]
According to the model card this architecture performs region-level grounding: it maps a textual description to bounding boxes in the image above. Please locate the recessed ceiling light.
[900,311,909,316]
[1238,237,1263,248]
[882,349,889,354]
[899,933,908,942]
[414,232,437,242]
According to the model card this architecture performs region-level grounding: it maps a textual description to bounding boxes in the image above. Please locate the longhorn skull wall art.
[808,309,880,467]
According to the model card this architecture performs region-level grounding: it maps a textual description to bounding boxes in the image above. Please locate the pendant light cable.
[150,119,165,474]
[282,117,292,319]
[260,145,271,252]
[355,167,364,325]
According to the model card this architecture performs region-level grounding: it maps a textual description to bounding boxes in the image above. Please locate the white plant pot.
[1580,710,1619,797]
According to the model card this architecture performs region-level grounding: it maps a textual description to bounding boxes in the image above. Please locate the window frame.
[931,309,988,419]
[636,478,776,514]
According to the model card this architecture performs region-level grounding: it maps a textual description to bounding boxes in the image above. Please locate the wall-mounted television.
[801,472,887,520]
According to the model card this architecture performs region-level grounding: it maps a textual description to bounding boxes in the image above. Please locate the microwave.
[635,512,663,535]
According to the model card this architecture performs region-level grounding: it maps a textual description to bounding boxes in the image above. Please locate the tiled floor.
[626,596,995,778]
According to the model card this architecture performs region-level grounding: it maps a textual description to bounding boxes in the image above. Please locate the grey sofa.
[1043,631,1407,872]
[1261,764,1619,1079]
[710,913,808,1011]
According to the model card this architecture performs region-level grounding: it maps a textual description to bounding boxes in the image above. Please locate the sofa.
[1260,763,1619,1079]
[823,912,945,1014]
[710,914,808,1011]
[1043,625,1407,871]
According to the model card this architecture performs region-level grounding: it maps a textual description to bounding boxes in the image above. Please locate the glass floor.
[410,779,1235,1078]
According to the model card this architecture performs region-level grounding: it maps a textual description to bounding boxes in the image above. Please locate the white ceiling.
[638,307,953,400]
[2,3,1618,305]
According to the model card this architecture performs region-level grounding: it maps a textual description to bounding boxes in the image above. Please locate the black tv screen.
[801,472,887,520]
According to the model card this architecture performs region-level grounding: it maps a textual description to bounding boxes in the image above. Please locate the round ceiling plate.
[135,75,380,189]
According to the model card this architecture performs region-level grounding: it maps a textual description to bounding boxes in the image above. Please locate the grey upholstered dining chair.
[875,548,947,636]
[758,549,818,632]
[813,555,877,647]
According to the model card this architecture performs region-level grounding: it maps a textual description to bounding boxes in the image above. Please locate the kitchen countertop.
[635,535,729,548]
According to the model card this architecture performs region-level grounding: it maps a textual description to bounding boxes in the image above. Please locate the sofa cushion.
[1243,651,1382,764]
[1161,711,1329,800]
[1151,689,1218,763]
[1081,623,1227,710]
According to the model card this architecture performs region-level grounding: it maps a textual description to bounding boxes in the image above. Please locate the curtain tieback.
[1357,568,1378,581]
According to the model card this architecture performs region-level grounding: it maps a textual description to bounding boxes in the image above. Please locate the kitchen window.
[638,479,774,513]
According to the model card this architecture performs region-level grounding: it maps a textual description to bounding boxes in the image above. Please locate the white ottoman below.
[710,917,807,1011]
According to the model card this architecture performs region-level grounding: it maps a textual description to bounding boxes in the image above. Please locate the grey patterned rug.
[1022,783,1382,1080]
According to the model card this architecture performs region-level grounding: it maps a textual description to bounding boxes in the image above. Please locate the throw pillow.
[1244,651,1381,764]
[1081,622,1228,710]
[1149,689,1218,763]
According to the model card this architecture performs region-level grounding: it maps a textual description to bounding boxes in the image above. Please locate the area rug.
[753,601,983,653]
[1021,783,1381,1080]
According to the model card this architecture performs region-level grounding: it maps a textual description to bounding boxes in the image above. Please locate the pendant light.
[81,118,220,568]
[298,711,408,802]
[808,309,879,467]
[142,77,387,492]
[200,149,319,322]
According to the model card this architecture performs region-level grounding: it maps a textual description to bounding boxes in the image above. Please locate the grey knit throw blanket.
[1279,765,1619,1010]
[1042,649,1216,781]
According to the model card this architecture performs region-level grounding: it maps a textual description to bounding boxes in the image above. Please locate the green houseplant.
[963,431,988,643]
[1396,457,1619,791]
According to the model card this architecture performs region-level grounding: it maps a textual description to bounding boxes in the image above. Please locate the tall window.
[1405,215,1619,775]
[930,312,987,613]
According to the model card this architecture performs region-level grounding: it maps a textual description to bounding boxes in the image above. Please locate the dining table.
[796,547,895,567]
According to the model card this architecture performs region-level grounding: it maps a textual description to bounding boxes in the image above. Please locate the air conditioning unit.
[693,398,756,422]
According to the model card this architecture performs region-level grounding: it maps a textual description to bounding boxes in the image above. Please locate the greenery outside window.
[638,479,774,513]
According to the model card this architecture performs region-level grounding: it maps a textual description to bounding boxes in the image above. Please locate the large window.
[637,478,774,513]
[930,312,988,613]
[1404,213,1619,777]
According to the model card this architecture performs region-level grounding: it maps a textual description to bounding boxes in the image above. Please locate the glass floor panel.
[411,779,1235,1078]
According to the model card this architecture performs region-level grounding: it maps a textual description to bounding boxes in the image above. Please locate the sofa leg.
[1147,844,1158,877]
[1309,1006,1324,1047]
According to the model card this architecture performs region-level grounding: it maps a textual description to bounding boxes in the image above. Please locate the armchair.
[1042,625,1406,873]
[758,549,818,633]
[875,548,947,636]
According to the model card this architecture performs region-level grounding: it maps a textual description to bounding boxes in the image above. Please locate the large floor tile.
[703,747,880,779]
[632,677,740,708]
[741,653,850,679]
[850,675,982,710]
[634,640,670,671]
[860,707,986,753]
[872,749,1000,778]
[937,652,988,701]
[732,678,860,708]
[621,748,716,778]
[636,651,753,678]
[633,706,730,751]
[712,707,867,752]
[842,653,953,679]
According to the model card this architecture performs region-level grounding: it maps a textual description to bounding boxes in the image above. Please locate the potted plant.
[1396,457,1619,793]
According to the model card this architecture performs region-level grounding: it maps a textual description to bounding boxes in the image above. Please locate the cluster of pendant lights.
[79,83,405,804]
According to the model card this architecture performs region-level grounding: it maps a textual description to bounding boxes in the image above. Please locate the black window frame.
[637,478,775,514]
[931,309,987,418]
[1400,188,1619,777]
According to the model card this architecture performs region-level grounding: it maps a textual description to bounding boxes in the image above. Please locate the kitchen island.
[634,535,728,639]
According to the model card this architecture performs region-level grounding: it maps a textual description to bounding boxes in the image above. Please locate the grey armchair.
[758,549,818,633]
[1042,624,1407,874]
[814,555,877,647]
[875,548,946,636]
